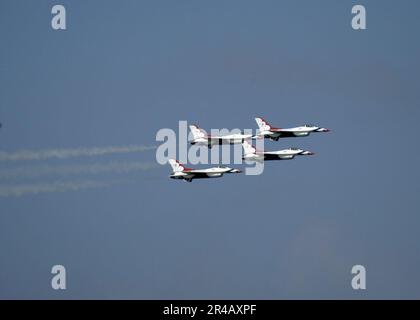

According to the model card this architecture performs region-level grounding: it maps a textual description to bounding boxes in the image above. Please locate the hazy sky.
[1,0,420,299]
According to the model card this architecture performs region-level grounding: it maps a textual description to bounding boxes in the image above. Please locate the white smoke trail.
[0,161,159,180]
[0,145,156,161]
[0,179,122,198]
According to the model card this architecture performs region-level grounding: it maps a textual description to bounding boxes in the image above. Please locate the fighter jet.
[255,117,330,141]
[242,141,314,163]
[189,124,253,148]
[168,159,241,182]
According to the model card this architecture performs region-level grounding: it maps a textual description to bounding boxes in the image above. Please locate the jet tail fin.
[168,159,189,172]
[255,117,273,132]
[242,141,256,155]
[189,124,207,140]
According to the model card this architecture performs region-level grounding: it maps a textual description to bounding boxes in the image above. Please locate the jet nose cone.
[302,151,315,155]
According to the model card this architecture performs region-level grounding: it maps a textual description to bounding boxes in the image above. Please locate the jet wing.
[206,135,251,144]
[188,169,213,174]
[206,135,223,140]
[261,151,281,155]
[207,135,247,141]
[278,128,311,134]
[188,167,239,175]
[268,128,284,132]
[262,153,295,160]
[260,150,296,160]
[186,170,223,178]
[269,130,310,138]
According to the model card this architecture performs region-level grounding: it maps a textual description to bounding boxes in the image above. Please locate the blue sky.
[1,0,420,299]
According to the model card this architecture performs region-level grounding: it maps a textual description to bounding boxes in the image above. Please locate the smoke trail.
[0,161,159,180]
[0,145,156,161]
[0,179,123,198]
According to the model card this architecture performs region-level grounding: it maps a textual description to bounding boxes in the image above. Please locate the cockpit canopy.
[304,124,315,127]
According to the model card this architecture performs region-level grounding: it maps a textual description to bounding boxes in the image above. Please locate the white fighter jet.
[168,159,241,182]
[189,124,253,148]
[255,117,330,141]
[242,141,314,163]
